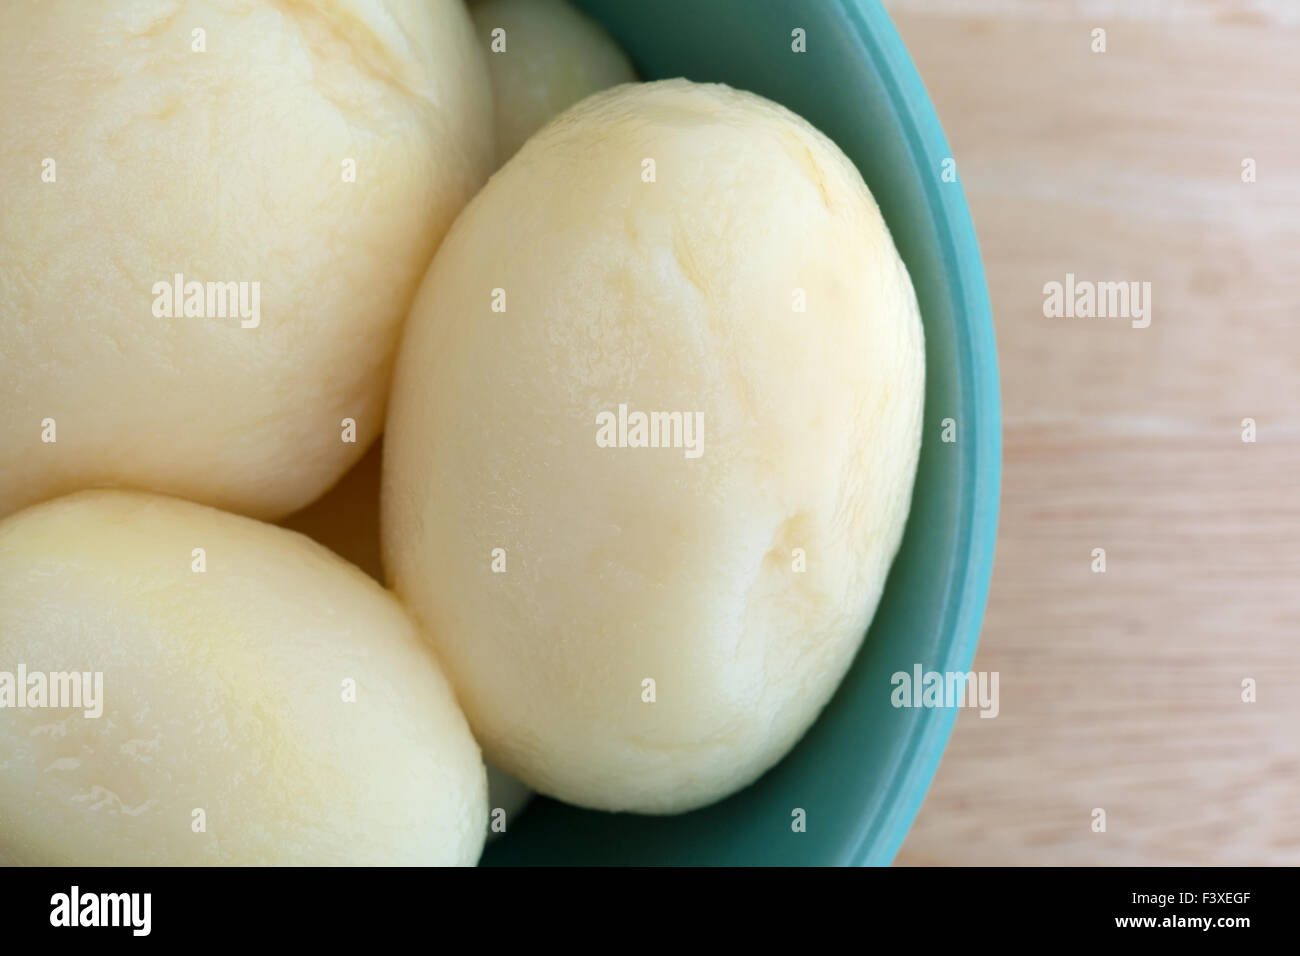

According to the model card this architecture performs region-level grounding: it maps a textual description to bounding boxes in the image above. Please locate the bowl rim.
[837,0,1003,866]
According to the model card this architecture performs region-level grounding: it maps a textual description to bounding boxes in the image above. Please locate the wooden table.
[883,0,1300,865]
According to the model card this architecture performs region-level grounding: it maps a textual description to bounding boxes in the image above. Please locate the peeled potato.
[383,79,926,813]
[0,0,492,521]
[0,490,486,865]
[470,0,636,163]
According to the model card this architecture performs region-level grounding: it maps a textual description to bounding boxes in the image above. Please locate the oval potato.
[0,490,486,865]
[383,80,925,813]
[0,0,493,521]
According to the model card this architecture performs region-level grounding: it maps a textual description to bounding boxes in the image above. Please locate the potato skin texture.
[383,80,925,814]
[0,0,493,521]
[0,490,486,866]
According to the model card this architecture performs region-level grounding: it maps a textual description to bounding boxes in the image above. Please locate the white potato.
[0,490,486,865]
[383,80,925,813]
[0,0,493,521]
[470,0,636,163]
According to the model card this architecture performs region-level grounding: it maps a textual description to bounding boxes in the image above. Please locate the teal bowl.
[484,0,1000,865]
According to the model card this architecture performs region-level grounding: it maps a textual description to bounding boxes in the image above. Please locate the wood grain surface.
[881,0,1300,865]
